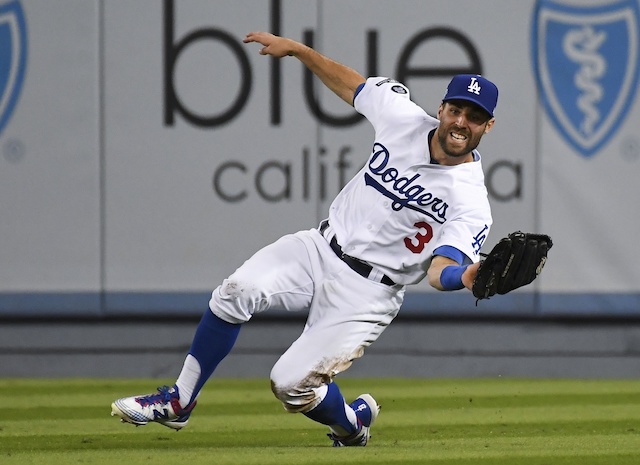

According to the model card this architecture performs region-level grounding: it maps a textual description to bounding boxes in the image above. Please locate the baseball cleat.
[328,393,380,447]
[110,385,195,431]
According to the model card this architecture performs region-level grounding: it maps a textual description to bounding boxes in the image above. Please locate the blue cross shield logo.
[532,0,640,157]
[0,0,27,138]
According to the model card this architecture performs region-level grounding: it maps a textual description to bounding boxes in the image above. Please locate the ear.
[484,117,496,134]
[437,103,445,119]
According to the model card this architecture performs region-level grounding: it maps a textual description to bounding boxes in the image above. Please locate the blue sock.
[303,383,357,435]
[185,310,241,405]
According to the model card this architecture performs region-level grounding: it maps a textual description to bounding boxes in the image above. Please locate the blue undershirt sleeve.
[432,245,472,265]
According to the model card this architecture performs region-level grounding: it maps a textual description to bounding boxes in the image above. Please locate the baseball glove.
[472,231,553,301]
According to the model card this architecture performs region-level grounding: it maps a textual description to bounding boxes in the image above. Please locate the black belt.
[319,220,396,286]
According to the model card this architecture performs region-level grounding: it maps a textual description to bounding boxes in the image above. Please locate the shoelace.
[136,385,174,407]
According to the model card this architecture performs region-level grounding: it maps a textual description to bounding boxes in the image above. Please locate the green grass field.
[2,378,640,464]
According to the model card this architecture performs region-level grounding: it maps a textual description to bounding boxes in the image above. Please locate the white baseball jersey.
[328,77,493,285]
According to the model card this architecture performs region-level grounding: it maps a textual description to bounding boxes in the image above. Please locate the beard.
[436,125,482,158]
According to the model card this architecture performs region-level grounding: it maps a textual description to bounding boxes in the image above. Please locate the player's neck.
[432,153,473,166]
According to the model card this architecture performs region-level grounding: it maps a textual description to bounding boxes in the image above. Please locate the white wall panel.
[1,0,638,316]
[0,0,100,293]
[103,0,319,291]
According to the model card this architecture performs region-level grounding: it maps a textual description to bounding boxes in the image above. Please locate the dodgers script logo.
[365,143,449,224]
[0,0,27,138]
[532,0,640,157]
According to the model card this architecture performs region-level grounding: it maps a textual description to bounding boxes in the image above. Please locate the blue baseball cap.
[442,74,499,117]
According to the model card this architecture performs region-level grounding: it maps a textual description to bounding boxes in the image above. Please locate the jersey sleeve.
[434,219,492,264]
[354,77,423,132]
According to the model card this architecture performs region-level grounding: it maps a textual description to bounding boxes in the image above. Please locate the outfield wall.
[3,319,640,378]
[1,0,639,318]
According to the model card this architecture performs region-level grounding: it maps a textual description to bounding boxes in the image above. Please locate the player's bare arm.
[244,31,365,106]
[427,255,479,291]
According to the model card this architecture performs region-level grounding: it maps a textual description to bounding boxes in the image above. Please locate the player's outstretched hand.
[461,262,480,291]
[243,31,300,58]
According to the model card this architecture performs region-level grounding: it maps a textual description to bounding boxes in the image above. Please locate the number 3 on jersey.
[404,221,433,253]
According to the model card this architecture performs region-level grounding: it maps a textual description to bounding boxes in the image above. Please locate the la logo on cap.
[467,77,482,95]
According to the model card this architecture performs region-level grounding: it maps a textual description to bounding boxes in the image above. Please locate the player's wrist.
[288,40,310,57]
[439,264,469,291]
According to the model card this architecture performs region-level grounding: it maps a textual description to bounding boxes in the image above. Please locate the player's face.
[436,101,494,159]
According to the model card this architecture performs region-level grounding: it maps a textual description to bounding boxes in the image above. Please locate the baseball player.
[111,31,498,447]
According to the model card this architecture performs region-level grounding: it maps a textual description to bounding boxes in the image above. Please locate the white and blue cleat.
[328,393,380,447]
[111,385,195,431]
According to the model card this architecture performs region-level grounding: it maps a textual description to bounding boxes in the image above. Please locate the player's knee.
[270,350,338,413]
[210,278,263,323]
[270,378,322,414]
[219,278,259,301]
